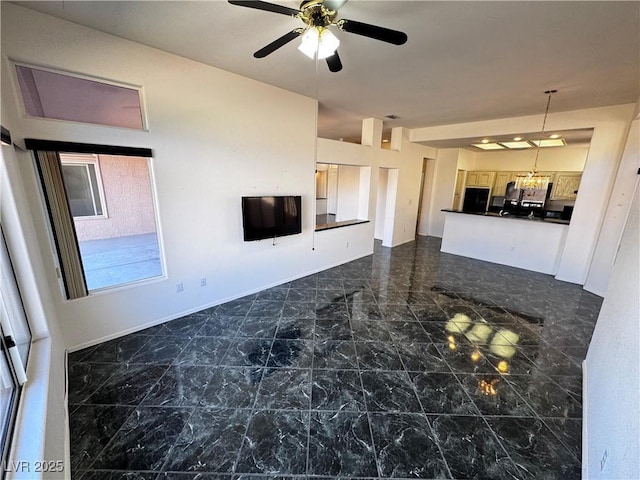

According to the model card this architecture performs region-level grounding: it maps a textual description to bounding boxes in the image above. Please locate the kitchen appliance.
[500,181,551,217]
[462,187,491,213]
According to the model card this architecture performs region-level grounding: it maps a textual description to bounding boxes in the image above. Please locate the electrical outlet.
[200,277,207,287]
[600,449,608,471]
[346,241,349,248]
[176,282,184,293]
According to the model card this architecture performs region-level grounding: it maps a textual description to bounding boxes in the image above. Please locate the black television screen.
[242,195,302,241]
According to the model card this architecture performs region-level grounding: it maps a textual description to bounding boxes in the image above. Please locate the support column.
[361,118,383,147]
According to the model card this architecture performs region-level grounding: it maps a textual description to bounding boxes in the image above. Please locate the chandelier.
[514,90,557,191]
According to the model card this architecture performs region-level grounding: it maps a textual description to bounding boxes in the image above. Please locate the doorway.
[416,158,436,236]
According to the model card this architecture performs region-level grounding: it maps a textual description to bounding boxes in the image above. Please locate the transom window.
[15,64,145,130]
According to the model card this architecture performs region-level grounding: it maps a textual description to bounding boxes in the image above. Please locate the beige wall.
[72,155,156,241]
[470,146,588,172]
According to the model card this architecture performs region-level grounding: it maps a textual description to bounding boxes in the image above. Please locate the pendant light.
[514,90,557,191]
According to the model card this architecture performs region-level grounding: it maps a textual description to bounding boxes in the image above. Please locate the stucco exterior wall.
[72,155,156,241]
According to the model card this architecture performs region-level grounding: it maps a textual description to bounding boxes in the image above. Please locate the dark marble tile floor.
[68,236,601,480]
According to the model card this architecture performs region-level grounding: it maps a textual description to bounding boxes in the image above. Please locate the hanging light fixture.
[298,26,340,59]
[514,90,557,191]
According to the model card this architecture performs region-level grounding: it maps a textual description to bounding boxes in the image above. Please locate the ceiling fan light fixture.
[298,27,340,59]
[298,27,320,58]
[317,29,340,59]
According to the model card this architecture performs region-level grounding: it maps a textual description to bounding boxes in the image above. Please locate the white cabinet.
[465,171,495,188]
[493,172,512,197]
[551,173,582,200]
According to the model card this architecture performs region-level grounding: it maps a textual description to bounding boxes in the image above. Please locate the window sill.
[315,219,369,232]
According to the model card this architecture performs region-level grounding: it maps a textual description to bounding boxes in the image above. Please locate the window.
[0,228,31,471]
[15,64,145,130]
[60,155,106,218]
[28,141,162,297]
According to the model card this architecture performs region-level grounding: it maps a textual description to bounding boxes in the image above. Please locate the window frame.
[11,60,148,131]
[0,229,30,478]
[25,140,166,299]
[60,154,109,221]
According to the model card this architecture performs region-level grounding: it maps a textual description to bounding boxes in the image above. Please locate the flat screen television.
[242,195,302,241]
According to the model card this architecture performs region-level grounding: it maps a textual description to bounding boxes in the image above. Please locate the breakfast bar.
[441,210,570,275]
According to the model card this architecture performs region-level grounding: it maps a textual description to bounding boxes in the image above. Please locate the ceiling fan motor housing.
[299,0,337,28]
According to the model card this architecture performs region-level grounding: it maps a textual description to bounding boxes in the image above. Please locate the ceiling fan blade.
[228,0,300,17]
[254,29,302,58]
[324,0,348,11]
[326,51,343,72]
[338,19,408,45]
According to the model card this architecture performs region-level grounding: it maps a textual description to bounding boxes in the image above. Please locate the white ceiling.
[13,1,640,141]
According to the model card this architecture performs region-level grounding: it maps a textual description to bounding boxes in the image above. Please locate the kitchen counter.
[441,210,569,275]
[441,209,570,225]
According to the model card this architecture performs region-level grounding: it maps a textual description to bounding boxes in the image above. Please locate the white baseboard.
[67,250,374,352]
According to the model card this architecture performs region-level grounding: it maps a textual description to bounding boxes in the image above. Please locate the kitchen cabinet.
[465,171,495,188]
[493,172,513,197]
[468,170,580,199]
[550,173,582,200]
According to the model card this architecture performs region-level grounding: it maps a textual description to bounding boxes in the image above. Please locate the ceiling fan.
[228,0,408,72]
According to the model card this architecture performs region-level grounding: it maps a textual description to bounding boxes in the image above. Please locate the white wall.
[584,182,639,479]
[416,159,435,237]
[1,3,321,349]
[335,165,360,221]
[377,130,435,247]
[2,5,434,352]
[411,104,635,288]
[424,148,460,238]
[585,110,639,295]
[469,146,588,172]
[375,168,389,240]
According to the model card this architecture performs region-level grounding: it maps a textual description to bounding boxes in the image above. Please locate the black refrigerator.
[462,187,491,213]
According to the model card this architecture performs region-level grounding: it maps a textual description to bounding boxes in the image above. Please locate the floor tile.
[355,341,403,371]
[222,338,273,367]
[275,317,315,340]
[142,365,213,406]
[311,369,366,411]
[174,337,232,366]
[429,414,520,480]
[361,371,422,413]
[308,411,377,477]
[410,372,479,415]
[254,368,312,410]
[267,339,314,368]
[235,410,309,474]
[69,404,134,471]
[87,364,168,405]
[456,373,537,417]
[369,412,449,478]
[68,237,600,479]
[163,408,250,473]
[313,340,359,369]
[91,407,191,471]
[486,416,582,480]
[199,367,263,408]
[394,342,450,373]
[68,362,119,404]
[128,336,191,365]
